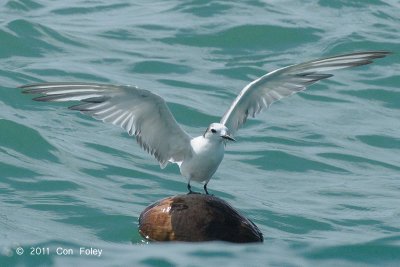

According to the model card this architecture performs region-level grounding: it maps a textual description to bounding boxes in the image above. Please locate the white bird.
[20,51,389,194]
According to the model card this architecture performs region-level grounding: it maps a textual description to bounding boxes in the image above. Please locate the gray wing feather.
[220,51,390,134]
[21,82,192,168]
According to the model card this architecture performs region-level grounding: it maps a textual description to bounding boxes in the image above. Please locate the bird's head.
[203,123,235,142]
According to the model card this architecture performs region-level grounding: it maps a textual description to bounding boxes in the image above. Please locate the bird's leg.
[203,182,210,195]
[187,182,200,194]
[187,182,193,194]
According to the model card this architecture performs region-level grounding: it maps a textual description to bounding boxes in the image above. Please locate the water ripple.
[52,3,130,15]
[160,24,321,50]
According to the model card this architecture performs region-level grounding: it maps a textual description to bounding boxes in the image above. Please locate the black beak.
[221,134,236,142]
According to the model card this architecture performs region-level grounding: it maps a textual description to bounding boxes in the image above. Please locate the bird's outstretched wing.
[220,51,390,135]
[21,83,192,168]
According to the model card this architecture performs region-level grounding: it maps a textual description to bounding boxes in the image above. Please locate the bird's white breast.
[179,136,225,183]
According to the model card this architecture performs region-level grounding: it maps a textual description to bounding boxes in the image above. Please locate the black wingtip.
[369,50,392,59]
[32,96,51,102]
[18,84,30,89]
[22,88,43,94]
[18,83,41,89]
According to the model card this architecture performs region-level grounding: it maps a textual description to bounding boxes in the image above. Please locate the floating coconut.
[138,194,263,243]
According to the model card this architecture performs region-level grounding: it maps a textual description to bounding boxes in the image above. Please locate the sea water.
[0,1,399,266]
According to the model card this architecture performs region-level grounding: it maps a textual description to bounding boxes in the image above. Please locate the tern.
[20,51,389,194]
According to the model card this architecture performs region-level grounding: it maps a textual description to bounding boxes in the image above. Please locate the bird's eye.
[211,129,217,133]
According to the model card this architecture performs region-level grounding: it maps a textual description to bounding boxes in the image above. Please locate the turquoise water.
[1,0,399,266]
